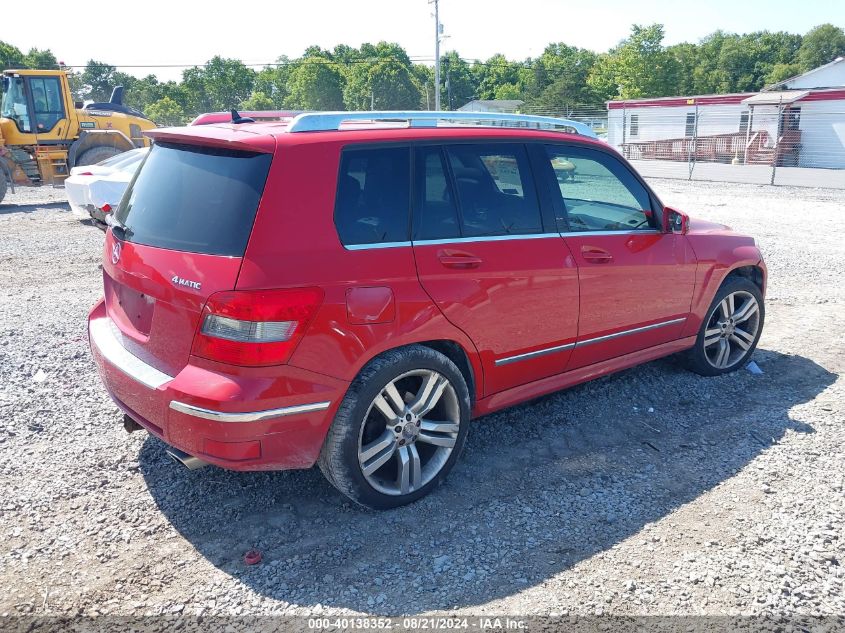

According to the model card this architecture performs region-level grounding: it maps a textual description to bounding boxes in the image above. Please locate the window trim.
[543,143,661,234]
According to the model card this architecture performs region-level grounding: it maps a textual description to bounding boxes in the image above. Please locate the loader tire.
[0,170,7,205]
[76,146,123,167]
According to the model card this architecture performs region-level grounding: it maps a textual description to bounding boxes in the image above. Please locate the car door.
[542,143,697,369]
[412,143,580,396]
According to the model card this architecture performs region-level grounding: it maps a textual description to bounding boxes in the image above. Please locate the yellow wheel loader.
[0,69,156,204]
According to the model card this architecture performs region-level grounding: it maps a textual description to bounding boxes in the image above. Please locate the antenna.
[230,109,255,124]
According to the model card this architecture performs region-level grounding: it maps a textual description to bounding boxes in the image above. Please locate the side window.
[335,147,410,246]
[445,144,542,237]
[546,146,654,232]
[414,146,460,240]
[29,76,64,133]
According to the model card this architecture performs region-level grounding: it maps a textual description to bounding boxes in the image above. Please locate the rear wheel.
[0,170,7,205]
[318,345,471,509]
[685,277,764,376]
[76,146,123,167]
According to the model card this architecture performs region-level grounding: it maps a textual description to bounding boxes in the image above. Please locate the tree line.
[2,23,844,125]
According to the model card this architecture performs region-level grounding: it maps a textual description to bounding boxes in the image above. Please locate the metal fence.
[521,103,845,190]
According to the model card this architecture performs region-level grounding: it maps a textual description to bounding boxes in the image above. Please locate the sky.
[7,0,845,81]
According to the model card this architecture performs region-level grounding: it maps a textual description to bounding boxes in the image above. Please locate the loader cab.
[1,70,71,142]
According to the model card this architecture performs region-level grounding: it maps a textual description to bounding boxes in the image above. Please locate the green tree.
[23,48,58,70]
[441,51,477,109]
[525,43,599,110]
[473,54,524,100]
[78,60,117,102]
[286,58,344,110]
[144,96,186,126]
[343,42,421,110]
[240,90,275,110]
[798,24,845,71]
[190,56,255,112]
[587,24,679,100]
[412,64,434,109]
[252,59,293,108]
[0,41,25,69]
[765,62,803,85]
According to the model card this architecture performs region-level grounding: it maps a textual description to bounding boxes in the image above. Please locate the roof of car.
[146,120,604,154]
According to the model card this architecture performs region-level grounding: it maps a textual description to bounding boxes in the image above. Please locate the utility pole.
[431,0,441,111]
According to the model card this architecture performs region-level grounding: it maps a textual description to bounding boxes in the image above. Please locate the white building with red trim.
[606,58,845,169]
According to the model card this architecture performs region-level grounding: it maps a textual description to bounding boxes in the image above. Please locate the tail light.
[191,287,324,366]
[100,204,112,214]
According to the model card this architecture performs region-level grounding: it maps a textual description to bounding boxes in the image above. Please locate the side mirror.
[663,206,689,234]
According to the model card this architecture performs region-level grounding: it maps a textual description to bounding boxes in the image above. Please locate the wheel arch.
[68,130,134,168]
[683,252,766,338]
[724,263,766,294]
[416,339,478,407]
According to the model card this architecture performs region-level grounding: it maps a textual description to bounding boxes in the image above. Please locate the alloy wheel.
[357,369,461,496]
[702,290,761,370]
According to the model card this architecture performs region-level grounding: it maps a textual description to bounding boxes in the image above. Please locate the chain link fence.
[521,101,845,189]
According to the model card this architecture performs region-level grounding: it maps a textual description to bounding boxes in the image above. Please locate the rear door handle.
[581,246,613,263]
[438,253,483,269]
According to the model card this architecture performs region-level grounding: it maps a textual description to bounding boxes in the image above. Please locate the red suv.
[89,111,766,509]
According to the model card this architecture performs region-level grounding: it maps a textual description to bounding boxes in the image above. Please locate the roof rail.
[286,110,597,138]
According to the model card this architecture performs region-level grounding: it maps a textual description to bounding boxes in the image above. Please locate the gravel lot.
[0,179,843,623]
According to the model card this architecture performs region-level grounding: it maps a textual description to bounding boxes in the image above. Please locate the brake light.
[78,171,94,176]
[100,203,112,214]
[191,287,324,366]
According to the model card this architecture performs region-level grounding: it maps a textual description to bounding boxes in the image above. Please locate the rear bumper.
[88,299,348,471]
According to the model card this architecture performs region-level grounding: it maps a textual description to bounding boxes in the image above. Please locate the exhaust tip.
[166,447,208,470]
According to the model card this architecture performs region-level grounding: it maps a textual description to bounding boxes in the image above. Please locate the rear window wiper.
[105,214,133,240]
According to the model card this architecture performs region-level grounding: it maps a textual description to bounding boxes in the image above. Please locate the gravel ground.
[0,180,842,623]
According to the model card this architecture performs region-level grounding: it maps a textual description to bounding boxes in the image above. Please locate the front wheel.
[685,277,765,376]
[318,345,471,509]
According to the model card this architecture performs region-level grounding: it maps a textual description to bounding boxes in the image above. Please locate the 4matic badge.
[171,275,202,290]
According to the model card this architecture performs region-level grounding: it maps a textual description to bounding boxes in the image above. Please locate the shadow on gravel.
[0,201,70,214]
[140,349,834,614]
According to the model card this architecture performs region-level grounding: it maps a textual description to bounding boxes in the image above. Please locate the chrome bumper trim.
[169,400,332,423]
[89,318,173,389]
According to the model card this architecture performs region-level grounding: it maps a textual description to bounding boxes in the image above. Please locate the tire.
[318,345,471,510]
[0,170,7,205]
[76,146,123,167]
[684,276,765,376]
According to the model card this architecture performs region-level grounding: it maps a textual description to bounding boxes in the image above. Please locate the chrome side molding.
[495,318,687,366]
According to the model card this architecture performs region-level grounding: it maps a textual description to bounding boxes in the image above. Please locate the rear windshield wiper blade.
[105,214,132,240]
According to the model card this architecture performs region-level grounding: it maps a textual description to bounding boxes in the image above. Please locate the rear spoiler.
[144,126,275,153]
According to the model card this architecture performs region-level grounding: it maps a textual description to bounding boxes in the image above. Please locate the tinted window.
[114,143,272,256]
[335,147,410,246]
[546,145,653,232]
[446,144,542,237]
[414,146,460,240]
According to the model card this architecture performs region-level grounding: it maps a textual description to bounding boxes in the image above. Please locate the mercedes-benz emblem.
[111,242,121,265]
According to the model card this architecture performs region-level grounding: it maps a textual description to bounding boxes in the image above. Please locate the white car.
[66,148,148,228]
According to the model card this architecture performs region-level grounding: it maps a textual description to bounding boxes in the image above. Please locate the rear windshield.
[114,142,272,256]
